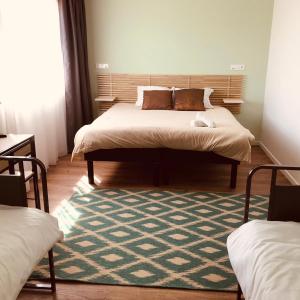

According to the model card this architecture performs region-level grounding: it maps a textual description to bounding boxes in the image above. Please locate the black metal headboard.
[244,164,300,223]
[0,156,49,212]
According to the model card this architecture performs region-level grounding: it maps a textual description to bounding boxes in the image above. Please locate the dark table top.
[0,134,33,155]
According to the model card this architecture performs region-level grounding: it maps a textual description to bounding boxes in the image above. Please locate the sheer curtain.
[0,0,67,167]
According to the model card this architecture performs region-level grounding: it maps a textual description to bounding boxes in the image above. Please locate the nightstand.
[95,96,116,116]
[95,96,116,102]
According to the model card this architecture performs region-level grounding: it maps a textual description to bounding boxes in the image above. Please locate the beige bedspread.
[73,103,255,162]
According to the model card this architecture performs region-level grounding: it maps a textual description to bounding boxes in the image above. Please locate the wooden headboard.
[96,73,244,114]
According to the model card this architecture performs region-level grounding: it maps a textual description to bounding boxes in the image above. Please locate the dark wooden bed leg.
[87,160,94,184]
[230,163,238,189]
[48,249,56,293]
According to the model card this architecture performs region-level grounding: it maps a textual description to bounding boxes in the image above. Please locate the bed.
[0,205,63,300]
[228,220,300,300]
[0,156,63,300]
[73,103,254,187]
[73,73,254,187]
[227,165,300,300]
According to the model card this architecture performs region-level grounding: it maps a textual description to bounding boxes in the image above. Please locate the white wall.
[261,0,300,184]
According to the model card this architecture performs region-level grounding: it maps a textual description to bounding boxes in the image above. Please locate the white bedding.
[73,103,255,162]
[0,205,63,300]
[227,220,300,300]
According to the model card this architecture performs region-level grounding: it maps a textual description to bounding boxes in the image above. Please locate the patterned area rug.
[33,189,267,291]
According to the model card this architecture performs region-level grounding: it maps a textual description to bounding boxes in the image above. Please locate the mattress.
[73,103,255,162]
[227,220,300,300]
[0,205,63,300]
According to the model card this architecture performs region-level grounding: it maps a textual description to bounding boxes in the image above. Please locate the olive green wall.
[85,0,274,138]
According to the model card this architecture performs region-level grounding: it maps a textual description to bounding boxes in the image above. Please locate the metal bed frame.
[0,156,56,293]
[237,164,300,300]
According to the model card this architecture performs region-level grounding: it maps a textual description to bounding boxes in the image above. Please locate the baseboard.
[259,141,299,185]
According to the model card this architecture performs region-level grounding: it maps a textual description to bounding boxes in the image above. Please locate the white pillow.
[203,87,214,109]
[136,86,170,107]
[171,87,214,109]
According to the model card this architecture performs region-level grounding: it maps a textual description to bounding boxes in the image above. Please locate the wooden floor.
[19,146,289,300]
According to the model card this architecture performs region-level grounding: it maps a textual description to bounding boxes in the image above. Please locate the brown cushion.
[174,89,205,111]
[142,90,173,110]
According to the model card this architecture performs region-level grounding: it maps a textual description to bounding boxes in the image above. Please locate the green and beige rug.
[33,189,267,291]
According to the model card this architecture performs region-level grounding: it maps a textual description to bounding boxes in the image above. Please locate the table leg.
[31,137,41,209]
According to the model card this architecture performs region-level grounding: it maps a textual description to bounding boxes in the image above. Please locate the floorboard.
[18,146,289,300]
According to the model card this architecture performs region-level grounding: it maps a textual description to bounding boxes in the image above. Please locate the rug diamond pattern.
[33,189,267,291]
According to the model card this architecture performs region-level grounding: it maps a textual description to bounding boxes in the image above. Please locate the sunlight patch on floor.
[53,176,102,234]
[53,199,81,235]
[72,175,101,195]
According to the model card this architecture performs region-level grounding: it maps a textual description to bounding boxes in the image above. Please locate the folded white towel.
[190,119,206,127]
[195,112,216,128]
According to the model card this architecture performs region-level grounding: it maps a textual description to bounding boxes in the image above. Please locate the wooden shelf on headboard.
[223,98,244,104]
[96,73,244,114]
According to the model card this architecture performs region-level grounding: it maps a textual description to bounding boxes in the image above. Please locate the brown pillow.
[174,89,205,111]
[142,90,173,110]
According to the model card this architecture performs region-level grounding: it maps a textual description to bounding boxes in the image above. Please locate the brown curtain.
[58,0,93,152]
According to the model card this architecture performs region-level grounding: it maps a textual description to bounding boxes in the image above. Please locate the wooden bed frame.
[86,73,245,188]
[85,148,240,188]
